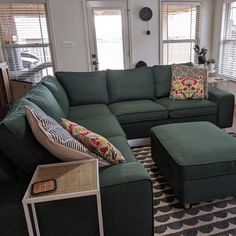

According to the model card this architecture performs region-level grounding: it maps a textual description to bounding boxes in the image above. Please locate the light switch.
[62,41,75,48]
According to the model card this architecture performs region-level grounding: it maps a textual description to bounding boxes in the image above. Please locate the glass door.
[86,1,130,71]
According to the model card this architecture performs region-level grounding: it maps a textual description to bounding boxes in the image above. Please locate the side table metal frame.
[22,160,104,236]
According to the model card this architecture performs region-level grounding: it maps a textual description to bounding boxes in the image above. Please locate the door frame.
[83,0,132,71]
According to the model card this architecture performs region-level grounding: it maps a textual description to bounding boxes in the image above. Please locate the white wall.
[48,0,214,72]
[129,0,159,67]
[200,0,214,57]
[211,0,224,60]
[48,0,89,71]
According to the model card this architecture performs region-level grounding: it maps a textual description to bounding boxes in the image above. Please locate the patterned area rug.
[132,146,236,236]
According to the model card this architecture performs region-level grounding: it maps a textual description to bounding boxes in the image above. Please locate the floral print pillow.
[170,64,208,100]
[60,118,125,165]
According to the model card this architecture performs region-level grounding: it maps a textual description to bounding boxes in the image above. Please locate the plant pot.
[208,63,215,72]
[198,56,206,64]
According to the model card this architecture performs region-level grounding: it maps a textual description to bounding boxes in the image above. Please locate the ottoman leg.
[184,204,191,209]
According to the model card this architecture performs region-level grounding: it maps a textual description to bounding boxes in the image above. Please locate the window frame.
[218,0,236,80]
[160,0,201,65]
[0,2,54,82]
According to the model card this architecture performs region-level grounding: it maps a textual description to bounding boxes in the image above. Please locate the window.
[0,3,53,83]
[161,1,201,65]
[219,1,236,80]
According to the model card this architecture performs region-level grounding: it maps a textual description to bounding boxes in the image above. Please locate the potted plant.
[207,58,216,72]
[193,45,208,64]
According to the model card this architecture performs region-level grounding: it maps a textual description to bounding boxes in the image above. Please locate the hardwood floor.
[128,138,151,147]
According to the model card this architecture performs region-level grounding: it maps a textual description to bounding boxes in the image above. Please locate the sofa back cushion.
[0,99,59,175]
[153,62,194,98]
[55,71,109,106]
[25,84,66,121]
[42,75,69,115]
[107,67,155,103]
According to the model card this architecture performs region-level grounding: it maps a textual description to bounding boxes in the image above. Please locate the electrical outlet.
[62,41,75,48]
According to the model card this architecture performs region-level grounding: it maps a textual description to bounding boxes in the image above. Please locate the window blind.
[161,2,201,65]
[219,1,236,80]
[0,3,53,83]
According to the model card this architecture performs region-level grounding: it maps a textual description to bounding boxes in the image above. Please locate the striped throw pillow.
[25,105,110,167]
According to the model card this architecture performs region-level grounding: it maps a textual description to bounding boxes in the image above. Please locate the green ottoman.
[151,121,236,207]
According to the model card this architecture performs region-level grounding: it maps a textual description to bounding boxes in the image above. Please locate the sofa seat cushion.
[55,71,109,106]
[68,104,112,121]
[109,100,168,123]
[73,115,126,138]
[156,97,217,118]
[42,76,69,116]
[107,136,136,163]
[107,67,155,103]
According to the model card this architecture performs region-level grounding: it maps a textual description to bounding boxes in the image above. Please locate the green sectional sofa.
[0,64,234,236]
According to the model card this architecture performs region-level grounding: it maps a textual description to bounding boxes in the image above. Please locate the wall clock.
[139,7,153,21]
[139,7,153,35]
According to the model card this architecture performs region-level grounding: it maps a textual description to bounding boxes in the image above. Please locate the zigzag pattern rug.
[132,146,236,236]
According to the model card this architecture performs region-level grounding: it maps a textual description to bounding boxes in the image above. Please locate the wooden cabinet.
[0,62,13,120]
[11,80,32,101]
[0,62,33,120]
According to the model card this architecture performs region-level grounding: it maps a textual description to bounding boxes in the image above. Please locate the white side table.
[22,159,104,236]
[208,76,228,88]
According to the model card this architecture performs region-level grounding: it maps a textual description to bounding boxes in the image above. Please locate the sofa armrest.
[99,162,153,236]
[34,162,153,236]
[1,163,153,236]
[208,87,235,128]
